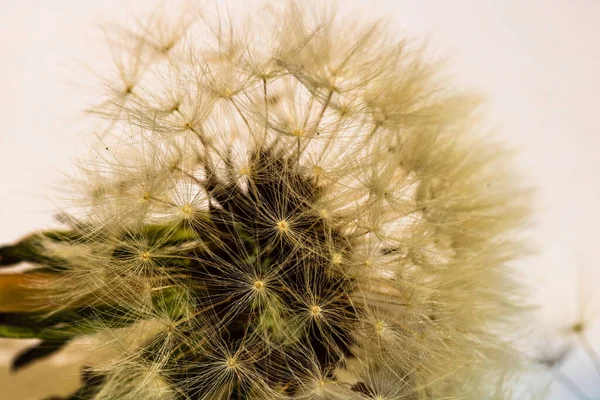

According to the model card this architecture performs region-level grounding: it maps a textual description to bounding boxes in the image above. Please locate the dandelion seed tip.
[318,209,329,219]
[181,204,194,218]
[140,251,151,261]
[142,192,151,201]
[292,128,305,137]
[159,43,174,54]
[276,219,289,232]
[373,110,386,124]
[239,165,251,177]
[375,320,385,333]
[164,321,176,334]
[169,102,180,113]
[253,280,264,290]
[168,161,179,171]
[571,322,585,333]
[226,358,237,368]
[331,252,343,265]
[310,305,321,316]
[364,258,373,268]
[220,88,234,99]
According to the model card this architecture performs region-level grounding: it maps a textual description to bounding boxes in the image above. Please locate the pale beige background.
[1,0,599,399]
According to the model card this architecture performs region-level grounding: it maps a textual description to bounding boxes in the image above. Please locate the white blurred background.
[1,0,599,398]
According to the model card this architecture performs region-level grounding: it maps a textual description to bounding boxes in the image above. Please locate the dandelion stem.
[313,87,334,135]
[552,368,592,400]
[577,332,600,379]
[365,123,381,141]
[149,196,178,208]
[230,98,252,134]
[302,95,316,131]
[263,77,268,139]
[187,125,210,150]
[173,167,203,186]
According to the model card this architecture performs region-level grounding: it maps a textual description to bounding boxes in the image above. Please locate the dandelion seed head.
[22,1,531,398]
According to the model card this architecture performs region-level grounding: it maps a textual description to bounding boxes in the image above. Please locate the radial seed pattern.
[26,2,529,399]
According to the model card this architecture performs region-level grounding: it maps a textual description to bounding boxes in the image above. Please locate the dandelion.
[0,1,529,399]
[529,269,600,399]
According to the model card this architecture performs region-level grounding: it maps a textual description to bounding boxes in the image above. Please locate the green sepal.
[0,304,138,340]
[11,338,71,372]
